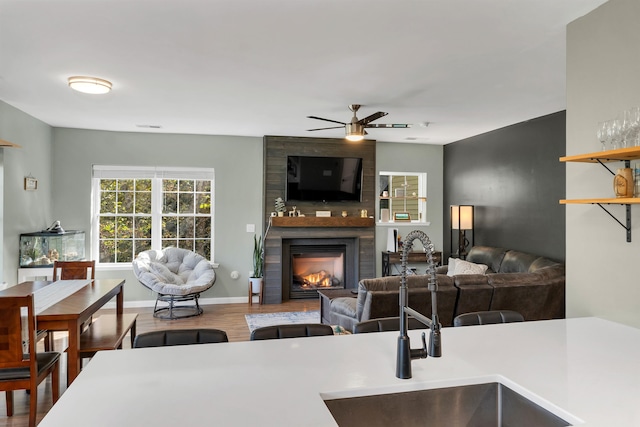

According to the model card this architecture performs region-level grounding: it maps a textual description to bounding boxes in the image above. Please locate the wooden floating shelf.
[0,138,21,148]
[270,216,375,227]
[560,147,640,163]
[560,198,640,205]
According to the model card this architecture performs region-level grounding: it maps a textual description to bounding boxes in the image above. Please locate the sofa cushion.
[467,246,507,273]
[331,297,357,318]
[528,257,562,272]
[453,274,493,316]
[486,271,565,320]
[356,275,431,321]
[499,251,540,273]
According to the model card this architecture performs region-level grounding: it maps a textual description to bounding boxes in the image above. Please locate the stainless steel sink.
[323,382,572,427]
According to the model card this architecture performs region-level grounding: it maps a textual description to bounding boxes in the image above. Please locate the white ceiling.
[0,0,607,145]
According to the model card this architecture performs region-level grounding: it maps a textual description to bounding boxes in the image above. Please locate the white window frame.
[91,165,215,265]
[379,171,428,224]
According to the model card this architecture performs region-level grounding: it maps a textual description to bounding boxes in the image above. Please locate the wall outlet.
[246,224,255,232]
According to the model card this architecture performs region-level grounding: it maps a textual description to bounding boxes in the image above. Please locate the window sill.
[96,262,220,270]
[376,222,431,227]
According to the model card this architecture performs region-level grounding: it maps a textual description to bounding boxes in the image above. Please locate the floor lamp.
[451,205,474,259]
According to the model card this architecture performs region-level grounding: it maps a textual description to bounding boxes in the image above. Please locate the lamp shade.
[451,205,474,230]
[68,76,112,94]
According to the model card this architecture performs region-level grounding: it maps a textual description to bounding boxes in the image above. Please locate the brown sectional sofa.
[327,246,565,332]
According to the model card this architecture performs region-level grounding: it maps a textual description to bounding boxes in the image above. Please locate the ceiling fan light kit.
[68,76,112,94]
[307,104,412,141]
[345,123,365,141]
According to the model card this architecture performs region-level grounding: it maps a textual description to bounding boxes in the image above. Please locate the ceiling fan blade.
[307,126,345,131]
[365,123,412,129]
[358,111,388,125]
[307,116,346,126]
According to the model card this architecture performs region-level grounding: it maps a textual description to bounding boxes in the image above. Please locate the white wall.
[51,128,263,302]
[0,101,53,284]
[375,142,444,276]
[566,0,640,328]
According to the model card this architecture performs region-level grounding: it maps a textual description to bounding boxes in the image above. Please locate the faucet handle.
[409,332,429,360]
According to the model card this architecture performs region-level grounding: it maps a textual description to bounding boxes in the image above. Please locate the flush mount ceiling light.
[67,76,112,94]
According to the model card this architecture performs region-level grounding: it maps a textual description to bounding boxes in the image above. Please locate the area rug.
[245,310,321,332]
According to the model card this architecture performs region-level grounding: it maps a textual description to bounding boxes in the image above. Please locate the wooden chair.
[52,260,95,281]
[0,295,60,427]
[50,260,96,349]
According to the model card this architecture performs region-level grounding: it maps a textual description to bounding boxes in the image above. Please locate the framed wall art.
[24,175,38,191]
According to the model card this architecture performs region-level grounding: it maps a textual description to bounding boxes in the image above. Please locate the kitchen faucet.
[396,230,441,379]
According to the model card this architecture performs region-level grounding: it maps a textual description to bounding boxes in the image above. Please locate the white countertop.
[41,317,640,426]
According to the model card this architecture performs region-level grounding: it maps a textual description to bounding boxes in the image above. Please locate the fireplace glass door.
[290,245,346,298]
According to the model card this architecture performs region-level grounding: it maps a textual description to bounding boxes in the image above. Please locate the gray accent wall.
[0,101,53,284]
[566,0,640,328]
[443,111,566,262]
[51,128,264,302]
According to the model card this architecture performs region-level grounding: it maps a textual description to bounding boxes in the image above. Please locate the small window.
[379,172,427,223]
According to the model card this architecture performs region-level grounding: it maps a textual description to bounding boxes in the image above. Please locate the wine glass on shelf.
[610,118,622,150]
[621,110,633,148]
[630,107,640,147]
[597,121,608,151]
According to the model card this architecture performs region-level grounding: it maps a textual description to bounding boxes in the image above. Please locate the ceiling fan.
[307,104,411,141]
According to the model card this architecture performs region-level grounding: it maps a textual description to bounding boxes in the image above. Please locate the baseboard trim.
[102,296,249,310]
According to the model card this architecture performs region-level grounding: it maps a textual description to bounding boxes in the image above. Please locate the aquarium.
[19,230,86,268]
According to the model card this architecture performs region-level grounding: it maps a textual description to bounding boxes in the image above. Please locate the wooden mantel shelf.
[270,216,375,228]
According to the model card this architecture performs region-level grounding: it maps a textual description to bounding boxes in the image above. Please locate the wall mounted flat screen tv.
[286,156,363,202]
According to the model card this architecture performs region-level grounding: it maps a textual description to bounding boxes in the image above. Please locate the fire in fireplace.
[290,245,346,298]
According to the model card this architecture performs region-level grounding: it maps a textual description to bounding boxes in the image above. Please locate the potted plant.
[250,234,264,294]
[274,197,286,217]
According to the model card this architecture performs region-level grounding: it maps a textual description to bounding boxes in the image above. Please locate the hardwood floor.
[0,299,319,426]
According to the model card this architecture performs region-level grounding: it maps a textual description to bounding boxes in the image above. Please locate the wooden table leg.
[116,285,124,315]
[66,320,82,385]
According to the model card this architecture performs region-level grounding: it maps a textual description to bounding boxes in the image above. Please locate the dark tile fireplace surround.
[264,223,375,303]
[262,136,377,304]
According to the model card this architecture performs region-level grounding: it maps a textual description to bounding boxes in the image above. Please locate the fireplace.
[290,245,345,298]
[282,238,358,300]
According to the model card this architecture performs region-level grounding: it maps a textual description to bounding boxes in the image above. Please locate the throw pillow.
[446,257,458,277]
[451,259,489,275]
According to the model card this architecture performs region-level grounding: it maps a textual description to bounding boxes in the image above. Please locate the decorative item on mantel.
[274,197,286,217]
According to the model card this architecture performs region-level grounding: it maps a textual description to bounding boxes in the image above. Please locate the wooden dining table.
[0,278,125,385]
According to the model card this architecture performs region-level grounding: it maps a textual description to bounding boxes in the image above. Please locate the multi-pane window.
[379,172,427,223]
[92,166,214,264]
